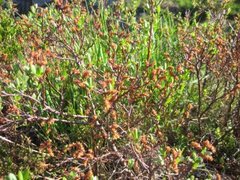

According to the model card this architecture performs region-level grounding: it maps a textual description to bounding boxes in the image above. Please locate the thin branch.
[130,143,150,173]
[0,135,47,155]
[1,90,89,119]
[21,114,89,125]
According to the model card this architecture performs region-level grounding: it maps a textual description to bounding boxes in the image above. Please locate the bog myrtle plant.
[0,0,239,179]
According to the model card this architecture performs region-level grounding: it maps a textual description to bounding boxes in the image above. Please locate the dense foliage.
[0,0,239,179]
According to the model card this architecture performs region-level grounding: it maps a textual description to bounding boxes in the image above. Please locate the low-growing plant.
[0,0,239,179]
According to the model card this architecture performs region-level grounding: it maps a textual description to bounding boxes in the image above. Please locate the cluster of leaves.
[0,0,239,179]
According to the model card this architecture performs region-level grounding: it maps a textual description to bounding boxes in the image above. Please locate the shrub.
[0,0,239,179]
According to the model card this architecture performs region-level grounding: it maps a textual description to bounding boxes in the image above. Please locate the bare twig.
[0,135,47,155]
[1,90,89,119]
[21,114,89,125]
[130,143,150,173]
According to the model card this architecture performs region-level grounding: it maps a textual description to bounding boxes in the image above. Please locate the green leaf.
[192,162,199,170]
[21,169,31,180]
[68,171,77,179]
[17,171,24,180]
[6,173,17,180]
[17,169,31,180]
[30,64,37,75]
[215,127,221,138]
[132,128,140,142]
[36,66,44,76]
[201,147,207,155]
[128,158,135,169]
